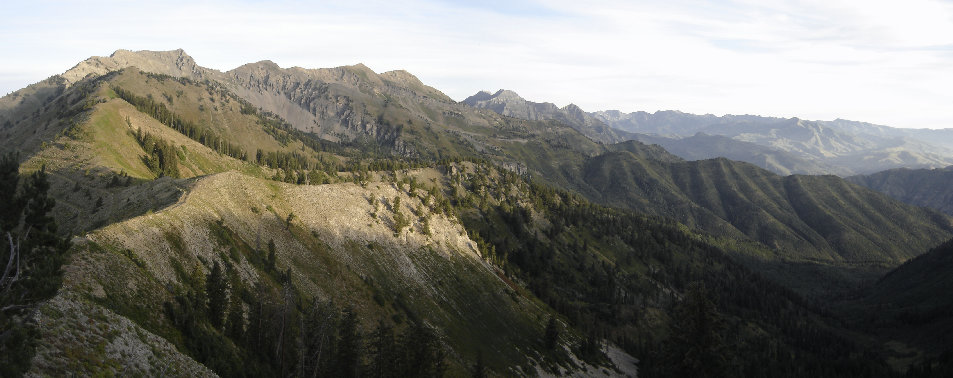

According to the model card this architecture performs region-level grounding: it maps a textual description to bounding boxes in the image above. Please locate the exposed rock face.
[62,49,212,85]
[30,292,217,377]
[463,89,628,144]
[463,90,558,121]
[15,48,953,176]
[221,62,401,148]
[37,49,466,157]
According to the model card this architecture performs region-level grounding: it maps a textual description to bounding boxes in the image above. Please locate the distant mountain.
[823,118,953,151]
[847,166,953,216]
[577,150,952,269]
[456,91,953,294]
[463,89,629,144]
[590,110,953,175]
[630,132,845,175]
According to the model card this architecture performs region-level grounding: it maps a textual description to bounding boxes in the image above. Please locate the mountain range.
[847,166,953,216]
[462,88,953,176]
[1,49,952,377]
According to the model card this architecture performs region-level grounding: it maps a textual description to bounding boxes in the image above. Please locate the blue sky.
[2,0,952,128]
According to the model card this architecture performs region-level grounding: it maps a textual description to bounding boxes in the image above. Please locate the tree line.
[163,245,448,377]
[112,86,247,162]
[451,162,895,377]
[134,127,180,178]
[0,153,70,375]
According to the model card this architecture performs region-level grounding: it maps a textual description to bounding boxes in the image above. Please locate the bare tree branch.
[1,232,17,292]
[0,303,31,313]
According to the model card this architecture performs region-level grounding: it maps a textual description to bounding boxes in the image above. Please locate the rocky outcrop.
[463,89,627,144]
[61,49,212,86]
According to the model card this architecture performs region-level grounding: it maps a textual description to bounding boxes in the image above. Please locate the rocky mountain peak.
[380,69,423,86]
[61,48,208,86]
[563,103,585,114]
[492,89,526,102]
[462,89,527,106]
[234,60,282,73]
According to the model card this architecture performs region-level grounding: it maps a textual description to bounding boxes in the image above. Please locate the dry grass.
[29,292,215,377]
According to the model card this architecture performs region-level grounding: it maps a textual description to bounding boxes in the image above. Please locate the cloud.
[1,0,952,128]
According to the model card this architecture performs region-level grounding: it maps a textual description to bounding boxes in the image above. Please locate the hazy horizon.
[2,0,952,129]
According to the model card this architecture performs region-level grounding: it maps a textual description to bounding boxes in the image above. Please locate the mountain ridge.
[8,49,951,279]
[462,88,630,144]
[589,108,953,175]
[847,166,953,216]
[4,48,953,376]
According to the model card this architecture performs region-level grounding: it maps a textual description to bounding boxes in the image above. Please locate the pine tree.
[472,351,486,378]
[206,261,228,330]
[286,212,296,229]
[298,298,338,377]
[2,164,70,306]
[0,160,69,376]
[662,282,729,378]
[368,320,396,378]
[399,321,445,377]
[0,153,21,231]
[267,239,277,271]
[334,308,363,378]
[544,316,559,349]
[245,284,267,357]
[225,297,244,342]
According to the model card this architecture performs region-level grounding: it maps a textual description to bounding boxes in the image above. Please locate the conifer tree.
[662,282,729,378]
[225,298,244,342]
[368,320,396,378]
[335,308,363,378]
[0,157,69,375]
[206,261,228,330]
[472,351,486,378]
[298,298,338,377]
[267,239,277,271]
[544,316,559,349]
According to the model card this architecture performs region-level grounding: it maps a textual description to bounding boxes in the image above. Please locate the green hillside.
[87,51,947,283]
[451,163,893,376]
[32,169,584,376]
[834,239,953,373]
[3,49,953,376]
[219,54,953,282]
[848,166,953,215]
[573,152,953,297]
[1,68,627,376]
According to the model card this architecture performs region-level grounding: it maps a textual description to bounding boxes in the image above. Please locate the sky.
[1,0,952,129]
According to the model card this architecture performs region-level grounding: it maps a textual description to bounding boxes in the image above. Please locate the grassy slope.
[45,169,586,376]
[15,80,263,234]
[7,71,597,374]
[107,68,317,160]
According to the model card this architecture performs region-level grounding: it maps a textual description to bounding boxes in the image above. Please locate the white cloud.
[1,0,952,128]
